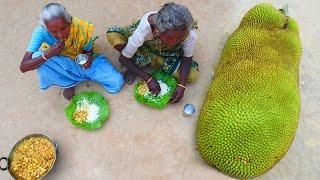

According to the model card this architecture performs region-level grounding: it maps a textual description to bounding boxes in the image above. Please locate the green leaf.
[134,71,177,110]
[65,91,110,131]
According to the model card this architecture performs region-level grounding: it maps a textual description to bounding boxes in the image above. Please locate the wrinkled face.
[46,17,70,40]
[159,28,187,46]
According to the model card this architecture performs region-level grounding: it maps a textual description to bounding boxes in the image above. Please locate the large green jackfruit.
[196,3,302,179]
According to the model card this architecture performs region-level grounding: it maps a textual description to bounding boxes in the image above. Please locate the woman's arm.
[170,29,197,103]
[169,56,192,103]
[178,56,192,86]
[20,41,65,73]
[119,52,161,95]
[20,52,47,73]
[119,54,151,81]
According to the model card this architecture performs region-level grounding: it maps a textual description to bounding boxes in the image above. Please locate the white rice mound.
[75,98,100,123]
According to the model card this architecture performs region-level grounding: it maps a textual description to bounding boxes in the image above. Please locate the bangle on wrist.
[41,53,48,60]
[146,77,153,84]
[177,83,186,89]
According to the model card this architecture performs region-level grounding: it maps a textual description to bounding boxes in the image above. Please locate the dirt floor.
[1,0,319,179]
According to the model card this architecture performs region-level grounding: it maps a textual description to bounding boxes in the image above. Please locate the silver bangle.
[41,53,48,60]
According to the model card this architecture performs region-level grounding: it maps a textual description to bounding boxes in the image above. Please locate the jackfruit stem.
[280,3,289,16]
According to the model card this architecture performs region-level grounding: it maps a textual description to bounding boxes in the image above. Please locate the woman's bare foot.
[124,70,136,85]
[63,87,75,101]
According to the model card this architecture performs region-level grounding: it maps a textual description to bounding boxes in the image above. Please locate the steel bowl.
[75,54,89,65]
[183,104,196,117]
[0,134,58,179]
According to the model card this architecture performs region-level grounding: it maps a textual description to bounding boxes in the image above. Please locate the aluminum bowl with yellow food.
[0,134,58,180]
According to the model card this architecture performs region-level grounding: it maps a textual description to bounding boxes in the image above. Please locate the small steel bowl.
[0,134,58,179]
[183,104,196,117]
[75,54,89,65]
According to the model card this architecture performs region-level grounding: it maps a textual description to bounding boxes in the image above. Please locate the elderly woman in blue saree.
[20,3,124,100]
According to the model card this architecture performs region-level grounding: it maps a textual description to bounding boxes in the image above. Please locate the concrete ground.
[1,0,319,179]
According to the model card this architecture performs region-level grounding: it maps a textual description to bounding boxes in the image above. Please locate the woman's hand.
[45,41,65,58]
[170,86,185,103]
[83,53,93,69]
[147,78,161,95]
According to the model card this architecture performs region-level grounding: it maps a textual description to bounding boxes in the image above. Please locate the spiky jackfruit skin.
[197,3,302,179]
